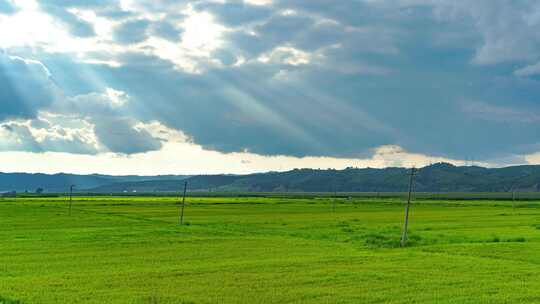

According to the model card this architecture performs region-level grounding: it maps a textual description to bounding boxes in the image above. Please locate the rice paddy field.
[2,195,540,303]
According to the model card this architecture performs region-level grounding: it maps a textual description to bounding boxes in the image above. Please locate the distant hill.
[4,163,540,193]
[0,173,189,193]
[83,163,540,193]
[89,175,242,193]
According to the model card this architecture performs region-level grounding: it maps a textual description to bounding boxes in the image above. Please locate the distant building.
[0,191,17,198]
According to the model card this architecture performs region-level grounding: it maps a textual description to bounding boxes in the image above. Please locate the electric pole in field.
[68,185,75,216]
[179,181,188,225]
[401,168,416,247]
[331,184,336,213]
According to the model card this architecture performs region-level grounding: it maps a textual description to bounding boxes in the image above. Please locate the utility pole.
[331,184,336,212]
[179,181,188,225]
[509,172,531,209]
[68,185,75,216]
[401,168,416,247]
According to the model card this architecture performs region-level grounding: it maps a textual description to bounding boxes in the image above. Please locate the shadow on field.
[0,296,22,304]
[353,230,528,249]
[336,221,530,249]
[144,295,195,304]
[337,222,414,248]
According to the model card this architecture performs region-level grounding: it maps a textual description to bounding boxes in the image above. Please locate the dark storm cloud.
[2,0,540,162]
[93,117,162,154]
[225,31,273,58]
[90,55,397,157]
[254,14,315,48]
[103,0,540,160]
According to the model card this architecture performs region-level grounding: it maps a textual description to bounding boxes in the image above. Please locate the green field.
[2,196,540,303]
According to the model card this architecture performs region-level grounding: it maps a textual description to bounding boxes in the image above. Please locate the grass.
[1,196,540,303]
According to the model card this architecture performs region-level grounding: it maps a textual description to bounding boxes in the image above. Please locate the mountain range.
[3,163,540,193]
[0,173,188,193]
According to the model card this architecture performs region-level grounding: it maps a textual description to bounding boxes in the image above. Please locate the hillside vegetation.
[0,173,188,192]
[90,163,540,193]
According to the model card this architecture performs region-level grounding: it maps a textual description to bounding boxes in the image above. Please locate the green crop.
[1,196,540,303]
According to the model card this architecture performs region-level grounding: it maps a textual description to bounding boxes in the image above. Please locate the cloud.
[50,88,164,154]
[0,102,164,155]
[0,123,41,152]
[462,0,540,65]
[515,62,540,77]
[113,19,150,44]
[39,4,96,37]
[150,20,183,42]
[0,141,479,176]
[0,52,164,155]
[93,118,163,154]
[39,0,114,7]
[462,101,540,123]
[0,118,99,154]
[254,13,315,50]
[1,0,540,169]
[196,1,272,26]
[386,0,540,65]
[0,0,16,14]
[0,53,57,121]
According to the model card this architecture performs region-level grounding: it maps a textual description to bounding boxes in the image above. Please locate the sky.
[1,0,540,175]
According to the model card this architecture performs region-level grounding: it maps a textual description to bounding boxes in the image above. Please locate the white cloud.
[54,88,130,114]
[0,115,100,154]
[525,151,540,164]
[0,143,475,175]
[515,61,540,77]
[244,0,272,6]
[258,46,313,65]
[67,8,115,37]
[181,9,225,54]
[444,1,540,65]
[104,88,129,107]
